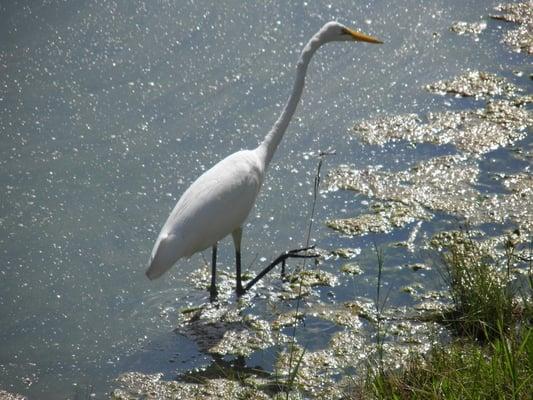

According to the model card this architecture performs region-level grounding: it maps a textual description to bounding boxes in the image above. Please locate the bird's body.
[147,149,264,279]
[146,22,382,296]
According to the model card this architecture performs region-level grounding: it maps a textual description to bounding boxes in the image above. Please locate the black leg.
[232,227,245,296]
[210,244,218,301]
[243,246,318,293]
[236,249,244,296]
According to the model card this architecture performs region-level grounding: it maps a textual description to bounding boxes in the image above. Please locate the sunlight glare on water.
[0,0,528,398]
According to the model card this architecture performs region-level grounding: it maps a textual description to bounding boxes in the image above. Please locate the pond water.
[0,0,530,398]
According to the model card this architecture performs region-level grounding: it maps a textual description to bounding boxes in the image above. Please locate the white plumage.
[146,22,382,297]
[147,150,263,279]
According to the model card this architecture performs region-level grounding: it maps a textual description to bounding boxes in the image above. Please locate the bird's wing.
[149,150,263,276]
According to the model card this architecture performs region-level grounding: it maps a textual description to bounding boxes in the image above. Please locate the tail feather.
[145,233,180,279]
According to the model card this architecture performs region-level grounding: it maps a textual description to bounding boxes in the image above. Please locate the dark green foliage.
[356,231,533,400]
[437,231,516,341]
[363,327,533,400]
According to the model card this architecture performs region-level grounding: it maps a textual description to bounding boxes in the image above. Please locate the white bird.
[146,21,382,299]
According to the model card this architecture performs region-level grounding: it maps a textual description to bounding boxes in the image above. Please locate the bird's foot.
[209,287,218,303]
[242,246,320,293]
[280,246,319,278]
[284,246,319,258]
[236,282,245,297]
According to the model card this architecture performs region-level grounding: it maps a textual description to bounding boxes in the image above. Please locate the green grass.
[355,231,533,399]
[365,326,533,400]
[436,231,518,341]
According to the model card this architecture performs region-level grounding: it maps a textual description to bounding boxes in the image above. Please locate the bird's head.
[319,21,383,44]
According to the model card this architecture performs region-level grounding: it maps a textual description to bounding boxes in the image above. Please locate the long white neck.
[257,34,323,168]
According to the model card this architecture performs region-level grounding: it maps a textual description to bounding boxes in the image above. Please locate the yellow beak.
[343,27,383,44]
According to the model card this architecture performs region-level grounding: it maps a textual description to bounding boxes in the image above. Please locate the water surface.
[0,0,530,398]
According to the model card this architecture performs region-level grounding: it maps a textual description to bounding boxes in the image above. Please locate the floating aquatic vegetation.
[286,269,338,288]
[326,201,431,236]
[176,303,283,357]
[0,390,26,400]
[491,2,533,53]
[209,317,278,357]
[352,113,423,145]
[413,298,450,318]
[490,173,533,233]
[333,310,443,372]
[190,264,241,301]
[307,301,366,330]
[275,282,313,300]
[450,21,487,38]
[266,267,339,300]
[115,288,452,399]
[330,247,361,259]
[434,99,531,154]
[426,70,520,98]
[328,329,367,366]
[408,263,429,271]
[352,99,531,155]
[111,372,271,400]
[502,24,533,54]
[340,262,363,275]
[401,283,424,296]
[275,345,345,399]
[112,373,183,400]
[326,156,532,235]
[272,310,305,330]
[327,155,479,218]
[331,298,377,323]
[491,1,533,25]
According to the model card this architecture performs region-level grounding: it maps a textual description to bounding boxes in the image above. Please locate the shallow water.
[0,0,530,398]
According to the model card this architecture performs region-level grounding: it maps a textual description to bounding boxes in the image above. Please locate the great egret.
[146,21,382,298]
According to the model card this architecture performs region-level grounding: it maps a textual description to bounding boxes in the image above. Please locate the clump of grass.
[363,326,533,400]
[355,231,533,399]
[433,230,523,341]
